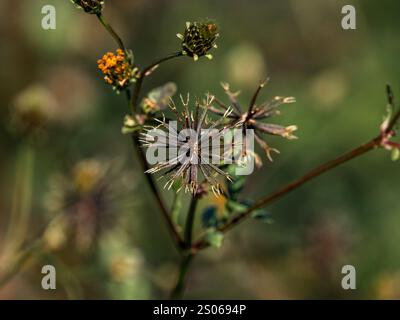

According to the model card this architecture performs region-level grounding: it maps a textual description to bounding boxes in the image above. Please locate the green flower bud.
[177,21,219,61]
[71,0,104,15]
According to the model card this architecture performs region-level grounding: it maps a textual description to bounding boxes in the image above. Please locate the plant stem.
[184,196,199,247]
[0,239,43,288]
[96,13,186,249]
[193,136,382,251]
[127,53,185,247]
[96,14,126,51]
[169,195,199,299]
[0,212,63,289]
[131,133,186,249]
[169,253,195,300]
[191,98,400,251]
[143,52,184,76]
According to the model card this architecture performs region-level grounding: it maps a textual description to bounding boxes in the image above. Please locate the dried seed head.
[140,95,231,195]
[71,0,104,15]
[209,81,297,164]
[177,21,219,61]
[97,49,138,91]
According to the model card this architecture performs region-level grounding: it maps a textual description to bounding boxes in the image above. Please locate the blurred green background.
[1,0,400,299]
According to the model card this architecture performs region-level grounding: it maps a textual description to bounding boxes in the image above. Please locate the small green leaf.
[205,228,224,248]
[251,210,274,224]
[227,176,246,197]
[391,148,400,161]
[121,115,141,134]
[226,200,248,213]
[202,206,218,229]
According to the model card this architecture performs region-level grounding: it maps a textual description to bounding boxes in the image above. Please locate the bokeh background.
[1,0,400,299]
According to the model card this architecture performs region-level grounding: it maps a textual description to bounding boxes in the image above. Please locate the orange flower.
[97,49,137,91]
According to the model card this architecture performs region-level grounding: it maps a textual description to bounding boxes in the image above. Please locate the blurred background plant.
[0,0,400,299]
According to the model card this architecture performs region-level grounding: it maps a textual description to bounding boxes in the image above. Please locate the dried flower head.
[140,95,233,195]
[97,49,138,91]
[71,0,104,15]
[43,158,135,251]
[210,81,297,163]
[177,21,219,61]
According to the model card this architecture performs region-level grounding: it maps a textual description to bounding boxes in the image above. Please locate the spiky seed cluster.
[210,81,297,164]
[97,49,137,91]
[140,95,232,195]
[71,0,104,14]
[177,21,219,61]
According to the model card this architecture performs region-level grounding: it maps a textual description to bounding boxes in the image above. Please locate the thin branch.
[127,52,186,248]
[0,239,44,288]
[169,253,194,300]
[131,52,183,113]
[143,52,184,76]
[96,14,126,51]
[193,104,400,251]
[96,13,186,249]
[131,133,186,249]
[192,137,380,250]
[0,212,63,289]
[184,196,199,247]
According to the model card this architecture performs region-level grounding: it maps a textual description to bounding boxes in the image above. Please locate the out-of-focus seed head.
[10,85,58,138]
[71,0,104,15]
[177,21,219,61]
[97,49,138,92]
[43,158,135,252]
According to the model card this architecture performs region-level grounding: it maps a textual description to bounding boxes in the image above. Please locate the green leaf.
[391,148,400,161]
[251,210,274,224]
[201,206,218,229]
[227,176,246,197]
[226,200,248,213]
[121,115,141,134]
[205,228,224,248]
